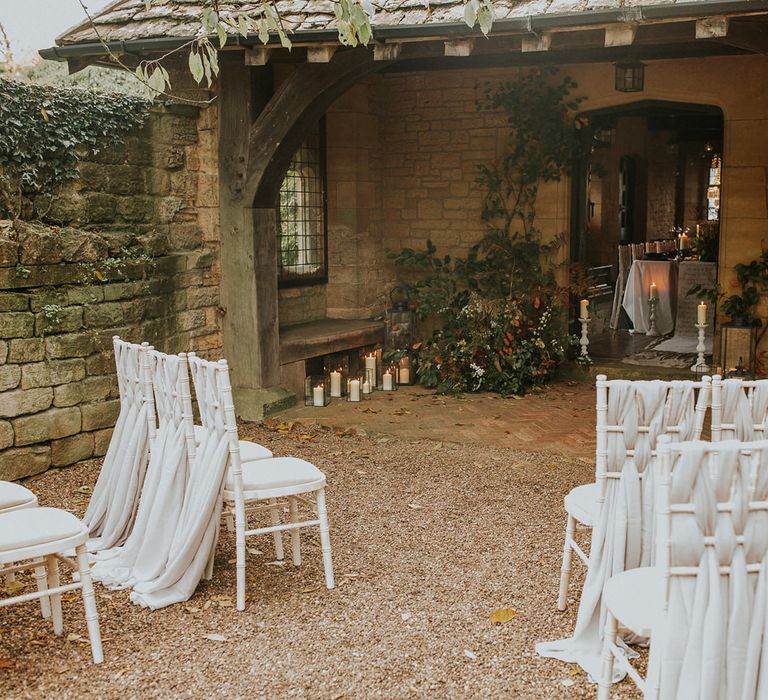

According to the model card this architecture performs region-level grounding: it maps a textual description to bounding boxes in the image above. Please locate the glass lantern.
[304,375,329,407]
[346,371,371,402]
[387,301,415,349]
[397,352,416,385]
[719,324,756,379]
[381,362,399,392]
[323,353,349,398]
[360,347,381,391]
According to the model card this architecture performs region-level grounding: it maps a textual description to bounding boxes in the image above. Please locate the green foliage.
[388,68,584,396]
[689,248,768,327]
[0,78,149,219]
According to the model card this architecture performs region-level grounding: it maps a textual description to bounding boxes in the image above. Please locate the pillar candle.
[399,368,410,384]
[349,379,361,402]
[698,302,707,325]
[650,282,657,300]
[365,353,376,376]
[330,370,342,398]
[383,371,393,390]
[313,385,324,407]
[579,299,589,320]
[362,378,372,394]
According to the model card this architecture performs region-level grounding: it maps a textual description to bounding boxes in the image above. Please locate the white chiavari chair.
[187,354,334,610]
[711,375,768,442]
[557,375,711,610]
[598,437,768,699]
[83,337,155,552]
[0,507,103,663]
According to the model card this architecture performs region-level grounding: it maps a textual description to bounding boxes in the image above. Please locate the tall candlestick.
[579,299,589,320]
[691,321,710,373]
[330,370,342,398]
[697,302,707,326]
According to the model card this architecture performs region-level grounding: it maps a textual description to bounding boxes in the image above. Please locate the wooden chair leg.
[45,556,63,635]
[269,498,284,561]
[316,489,334,590]
[557,514,576,611]
[289,497,301,567]
[597,610,618,700]
[34,560,51,619]
[75,544,103,664]
[235,504,247,611]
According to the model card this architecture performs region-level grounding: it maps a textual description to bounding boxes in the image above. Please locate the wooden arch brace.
[217,49,386,416]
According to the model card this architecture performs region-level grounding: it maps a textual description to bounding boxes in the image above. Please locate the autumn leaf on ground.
[76,485,92,495]
[3,580,24,595]
[489,607,518,624]
[0,658,12,669]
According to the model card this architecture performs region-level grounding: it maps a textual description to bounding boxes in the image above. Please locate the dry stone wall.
[0,103,222,480]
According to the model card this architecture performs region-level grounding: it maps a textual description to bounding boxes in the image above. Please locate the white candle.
[698,302,707,325]
[365,353,376,375]
[579,299,589,320]
[330,370,342,397]
[650,282,657,300]
[362,378,372,394]
[349,379,360,401]
[313,385,324,407]
[680,234,689,251]
[383,371,393,391]
[399,368,410,384]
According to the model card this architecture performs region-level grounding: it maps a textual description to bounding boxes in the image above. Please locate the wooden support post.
[521,33,552,53]
[696,16,729,39]
[444,39,475,57]
[604,24,637,47]
[307,45,337,63]
[244,46,271,65]
[373,42,401,61]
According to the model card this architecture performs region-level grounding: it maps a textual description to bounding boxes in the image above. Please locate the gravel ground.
[1,422,641,699]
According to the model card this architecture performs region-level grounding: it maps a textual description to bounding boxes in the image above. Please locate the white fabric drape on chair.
[84,338,152,552]
[657,440,768,699]
[715,379,768,441]
[537,380,700,681]
[91,351,191,590]
[128,358,230,610]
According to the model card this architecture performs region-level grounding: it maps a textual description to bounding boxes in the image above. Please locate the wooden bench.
[279,318,386,396]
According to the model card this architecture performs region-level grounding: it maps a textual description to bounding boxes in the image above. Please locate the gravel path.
[1,422,641,699]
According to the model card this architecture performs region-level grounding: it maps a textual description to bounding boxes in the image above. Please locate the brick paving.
[275,379,596,461]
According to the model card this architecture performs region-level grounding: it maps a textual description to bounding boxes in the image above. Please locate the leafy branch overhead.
[117,0,499,95]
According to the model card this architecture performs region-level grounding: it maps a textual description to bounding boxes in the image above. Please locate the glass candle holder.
[304,375,329,407]
[381,362,398,392]
[346,372,370,402]
[397,353,415,385]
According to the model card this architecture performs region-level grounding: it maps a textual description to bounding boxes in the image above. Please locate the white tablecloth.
[622,260,678,335]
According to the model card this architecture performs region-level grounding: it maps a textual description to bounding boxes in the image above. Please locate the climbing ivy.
[0,78,149,219]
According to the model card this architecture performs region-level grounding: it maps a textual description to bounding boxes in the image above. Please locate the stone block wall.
[0,99,222,480]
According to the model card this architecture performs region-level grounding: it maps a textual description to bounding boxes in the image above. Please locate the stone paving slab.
[276,380,596,461]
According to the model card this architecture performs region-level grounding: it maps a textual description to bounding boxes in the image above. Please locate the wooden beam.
[373,42,402,61]
[521,33,551,53]
[716,19,768,53]
[696,16,729,39]
[604,24,637,48]
[306,45,337,63]
[444,38,475,57]
[244,46,271,66]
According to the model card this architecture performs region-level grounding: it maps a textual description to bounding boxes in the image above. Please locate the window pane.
[277,121,326,284]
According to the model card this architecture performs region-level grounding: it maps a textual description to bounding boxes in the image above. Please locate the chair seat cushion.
[226,457,324,492]
[603,567,664,638]
[564,482,599,526]
[0,481,37,511]
[0,507,86,552]
[193,425,273,461]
